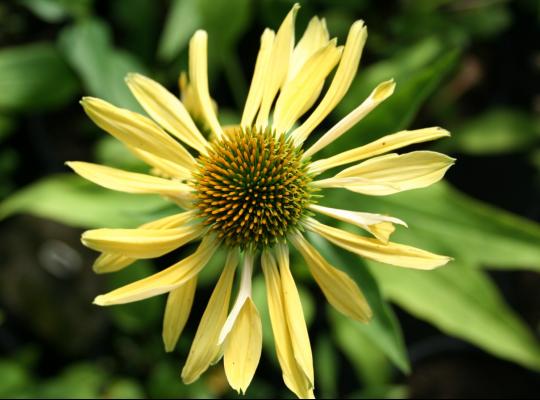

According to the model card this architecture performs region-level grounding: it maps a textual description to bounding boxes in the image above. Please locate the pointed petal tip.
[93,295,107,306]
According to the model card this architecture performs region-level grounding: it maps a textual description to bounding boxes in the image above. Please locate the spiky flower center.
[193,127,312,249]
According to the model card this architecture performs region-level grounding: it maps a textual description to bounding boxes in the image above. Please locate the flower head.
[68,4,453,398]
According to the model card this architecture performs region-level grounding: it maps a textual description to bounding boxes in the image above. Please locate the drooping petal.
[80,97,195,169]
[223,298,262,395]
[82,224,203,258]
[275,244,314,386]
[219,253,255,344]
[313,151,455,195]
[290,20,367,145]
[182,250,238,384]
[305,218,451,269]
[162,276,198,352]
[93,235,220,305]
[304,80,395,157]
[309,127,450,175]
[273,40,342,134]
[126,73,208,154]
[289,232,372,322]
[241,29,275,127]
[255,3,300,129]
[67,161,193,200]
[309,204,407,243]
[261,251,314,399]
[189,30,224,139]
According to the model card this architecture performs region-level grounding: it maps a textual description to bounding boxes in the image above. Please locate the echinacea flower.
[68,4,453,398]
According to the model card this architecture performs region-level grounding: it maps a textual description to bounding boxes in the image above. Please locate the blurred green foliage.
[0,0,539,398]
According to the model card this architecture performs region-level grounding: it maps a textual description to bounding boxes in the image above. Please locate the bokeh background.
[1,0,539,398]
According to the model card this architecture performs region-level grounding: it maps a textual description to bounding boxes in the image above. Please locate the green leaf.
[450,108,540,155]
[322,182,540,271]
[0,43,78,112]
[158,0,200,62]
[0,360,32,398]
[320,38,459,157]
[157,0,251,63]
[0,174,169,228]
[104,379,145,399]
[314,334,338,399]
[39,363,106,398]
[369,260,540,371]
[330,309,392,388]
[58,18,147,111]
[307,233,410,373]
[18,0,93,22]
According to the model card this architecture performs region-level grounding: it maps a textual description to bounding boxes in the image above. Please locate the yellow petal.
[182,250,239,384]
[126,73,208,154]
[82,224,203,258]
[287,16,329,82]
[290,233,372,322]
[305,218,451,269]
[92,211,198,274]
[304,80,395,157]
[255,3,300,130]
[80,97,195,170]
[128,146,192,179]
[273,40,342,134]
[275,244,314,385]
[241,29,275,127]
[309,204,407,243]
[93,253,134,274]
[290,20,367,145]
[261,251,314,399]
[223,298,262,395]
[219,253,255,344]
[309,127,450,175]
[67,161,193,200]
[162,276,197,352]
[189,30,224,139]
[93,235,220,305]
[316,151,455,195]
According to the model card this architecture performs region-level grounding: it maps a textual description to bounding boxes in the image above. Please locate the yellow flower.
[68,4,453,398]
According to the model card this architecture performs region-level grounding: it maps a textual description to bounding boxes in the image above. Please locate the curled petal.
[305,218,451,269]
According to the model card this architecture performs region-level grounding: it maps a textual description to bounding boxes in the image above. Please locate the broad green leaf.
[58,18,147,111]
[369,260,540,371]
[330,309,392,388]
[104,379,145,399]
[18,0,93,22]
[321,181,540,271]
[0,43,78,112]
[0,360,31,398]
[307,233,410,373]
[39,363,106,398]
[318,38,459,158]
[158,0,200,62]
[314,334,338,399]
[198,0,252,51]
[450,108,540,155]
[0,174,169,229]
